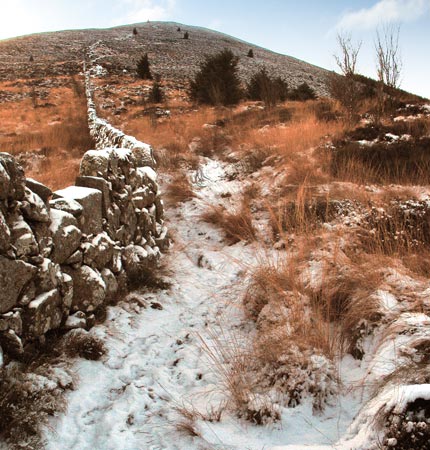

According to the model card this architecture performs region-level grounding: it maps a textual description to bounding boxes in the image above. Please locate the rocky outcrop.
[0,69,169,360]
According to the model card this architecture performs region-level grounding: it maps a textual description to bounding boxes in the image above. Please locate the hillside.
[0,21,329,94]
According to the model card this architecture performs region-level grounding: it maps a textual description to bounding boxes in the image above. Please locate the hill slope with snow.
[0,21,329,94]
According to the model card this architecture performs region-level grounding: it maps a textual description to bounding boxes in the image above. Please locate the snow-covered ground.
[43,158,417,449]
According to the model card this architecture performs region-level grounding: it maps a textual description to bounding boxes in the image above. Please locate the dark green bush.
[189,49,243,106]
[247,68,289,107]
[288,82,316,101]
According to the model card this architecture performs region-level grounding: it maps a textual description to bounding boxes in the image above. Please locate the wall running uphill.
[0,66,169,362]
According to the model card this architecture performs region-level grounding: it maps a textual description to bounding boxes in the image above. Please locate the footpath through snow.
[45,159,368,450]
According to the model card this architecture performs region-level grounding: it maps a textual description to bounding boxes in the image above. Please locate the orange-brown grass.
[268,182,338,240]
[103,93,346,182]
[163,173,195,207]
[0,76,93,190]
[199,327,262,416]
[201,200,256,244]
[244,255,339,360]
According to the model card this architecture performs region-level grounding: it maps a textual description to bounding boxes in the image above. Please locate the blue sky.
[0,0,429,97]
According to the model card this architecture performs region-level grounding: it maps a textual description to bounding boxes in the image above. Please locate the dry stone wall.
[0,68,169,361]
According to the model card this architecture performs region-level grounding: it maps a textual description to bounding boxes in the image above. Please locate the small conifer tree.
[133,27,138,35]
[136,53,153,80]
[183,31,189,40]
[29,55,34,62]
[177,27,181,32]
[247,49,254,58]
[189,48,242,106]
[149,76,164,103]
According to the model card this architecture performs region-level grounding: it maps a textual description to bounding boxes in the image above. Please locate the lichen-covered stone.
[26,178,52,203]
[0,161,11,201]
[0,153,26,200]
[0,256,37,313]
[101,268,118,302]
[54,186,102,236]
[0,209,10,253]
[49,209,82,264]
[79,149,110,178]
[21,187,50,223]
[0,329,24,356]
[132,143,156,168]
[0,310,22,334]
[50,197,83,217]
[75,175,111,217]
[10,216,39,257]
[83,232,115,270]
[30,221,53,258]
[63,265,106,312]
[24,289,62,337]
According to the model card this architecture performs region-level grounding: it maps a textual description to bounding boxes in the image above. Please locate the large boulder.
[53,186,103,236]
[49,209,82,264]
[0,256,37,313]
[62,265,106,312]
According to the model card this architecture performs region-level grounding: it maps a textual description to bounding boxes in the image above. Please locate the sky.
[0,0,429,98]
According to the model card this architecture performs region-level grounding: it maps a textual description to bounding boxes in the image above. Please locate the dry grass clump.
[63,330,106,361]
[268,183,358,239]
[155,142,199,171]
[201,201,256,244]
[330,137,430,185]
[163,173,195,207]
[359,200,430,255]
[237,145,275,174]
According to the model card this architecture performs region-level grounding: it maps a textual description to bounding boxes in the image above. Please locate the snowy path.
[45,160,252,450]
[45,160,367,450]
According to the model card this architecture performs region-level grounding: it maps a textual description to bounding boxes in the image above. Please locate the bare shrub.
[360,200,430,255]
[156,142,199,171]
[0,363,74,449]
[164,173,195,207]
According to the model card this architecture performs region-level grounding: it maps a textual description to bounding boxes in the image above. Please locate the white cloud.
[116,0,176,24]
[337,0,430,30]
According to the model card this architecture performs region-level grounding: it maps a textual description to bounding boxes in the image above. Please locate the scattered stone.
[64,311,87,330]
